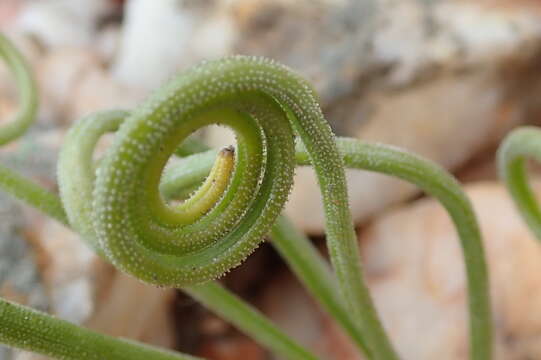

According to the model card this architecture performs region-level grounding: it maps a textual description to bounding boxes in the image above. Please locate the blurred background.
[2,0,541,359]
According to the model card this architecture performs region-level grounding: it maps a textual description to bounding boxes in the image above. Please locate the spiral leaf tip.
[58,56,331,288]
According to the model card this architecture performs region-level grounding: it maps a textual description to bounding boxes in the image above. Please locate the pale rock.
[33,219,95,323]
[32,46,143,124]
[203,125,236,150]
[96,25,122,63]
[259,272,331,356]
[85,262,176,348]
[260,181,541,359]
[0,97,18,129]
[68,65,144,121]
[358,181,541,359]
[15,0,114,49]
[112,0,193,90]
[358,181,541,360]
[34,48,103,124]
[112,0,236,91]
[191,6,236,62]
[0,0,23,31]
[13,352,47,360]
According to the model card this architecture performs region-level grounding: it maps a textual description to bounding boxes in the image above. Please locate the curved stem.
[297,138,492,360]
[497,126,541,240]
[0,33,37,145]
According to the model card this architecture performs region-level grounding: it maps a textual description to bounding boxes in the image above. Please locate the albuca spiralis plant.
[0,32,493,360]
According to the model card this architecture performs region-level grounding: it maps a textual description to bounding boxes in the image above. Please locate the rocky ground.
[2,0,541,359]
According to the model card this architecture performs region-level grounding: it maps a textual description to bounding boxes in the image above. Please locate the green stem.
[0,299,200,360]
[0,164,68,225]
[497,126,541,240]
